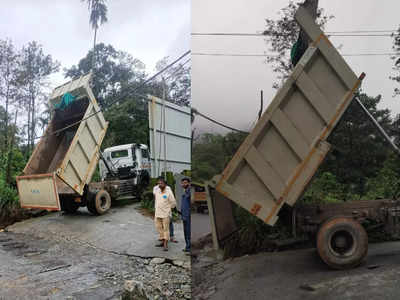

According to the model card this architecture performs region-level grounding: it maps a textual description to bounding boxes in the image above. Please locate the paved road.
[193,241,400,300]
[0,203,190,299]
[8,203,189,261]
[191,212,211,242]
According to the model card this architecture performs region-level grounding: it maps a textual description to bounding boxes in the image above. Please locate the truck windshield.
[111,150,129,158]
[141,149,149,159]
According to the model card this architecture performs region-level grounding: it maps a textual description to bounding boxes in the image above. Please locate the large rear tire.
[316,217,368,269]
[87,190,111,215]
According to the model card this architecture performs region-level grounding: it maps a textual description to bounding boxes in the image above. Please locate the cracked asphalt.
[0,202,191,299]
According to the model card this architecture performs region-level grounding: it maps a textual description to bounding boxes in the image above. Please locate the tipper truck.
[208,7,400,269]
[16,73,150,215]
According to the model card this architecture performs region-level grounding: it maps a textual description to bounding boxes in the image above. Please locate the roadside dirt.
[0,206,46,230]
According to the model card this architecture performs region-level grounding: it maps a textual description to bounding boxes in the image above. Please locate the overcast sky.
[192,0,400,135]
[0,0,190,87]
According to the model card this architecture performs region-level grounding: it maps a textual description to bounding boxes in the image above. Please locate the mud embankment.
[0,206,47,229]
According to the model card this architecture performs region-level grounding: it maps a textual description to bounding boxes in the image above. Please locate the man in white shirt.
[153,177,176,251]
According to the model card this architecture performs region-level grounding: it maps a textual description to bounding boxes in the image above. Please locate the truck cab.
[99,143,151,187]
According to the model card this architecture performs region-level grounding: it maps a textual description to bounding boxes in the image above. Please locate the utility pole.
[162,77,167,178]
[258,90,264,120]
[150,96,157,178]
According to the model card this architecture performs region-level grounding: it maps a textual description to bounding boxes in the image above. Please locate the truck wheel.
[87,190,111,215]
[316,217,368,269]
[60,198,80,214]
[86,192,97,215]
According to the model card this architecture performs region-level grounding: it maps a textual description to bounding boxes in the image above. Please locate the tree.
[192,132,246,181]
[263,0,333,89]
[0,39,20,153]
[102,99,149,149]
[65,43,147,108]
[154,57,191,106]
[320,92,393,198]
[65,44,156,149]
[391,24,400,96]
[81,0,108,69]
[18,41,60,153]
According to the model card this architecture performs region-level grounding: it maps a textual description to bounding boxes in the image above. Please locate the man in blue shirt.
[181,177,191,253]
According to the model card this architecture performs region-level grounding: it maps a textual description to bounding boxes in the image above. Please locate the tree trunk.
[26,96,31,156]
[92,27,97,70]
[31,94,36,151]
[6,110,18,184]
[4,84,9,153]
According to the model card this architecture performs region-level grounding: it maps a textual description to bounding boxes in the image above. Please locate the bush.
[301,172,345,204]
[0,180,18,209]
[363,153,400,200]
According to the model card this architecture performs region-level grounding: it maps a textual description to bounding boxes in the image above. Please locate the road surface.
[0,203,191,299]
[192,212,211,242]
[193,240,400,300]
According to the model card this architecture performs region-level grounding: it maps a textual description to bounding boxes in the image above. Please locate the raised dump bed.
[216,7,364,226]
[211,7,379,269]
[17,73,108,211]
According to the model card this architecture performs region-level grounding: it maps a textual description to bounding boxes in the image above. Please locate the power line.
[32,50,191,141]
[192,108,249,134]
[192,52,398,57]
[164,58,191,82]
[327,30,397,33]
[192,32,397,37]
[192,31,398,36]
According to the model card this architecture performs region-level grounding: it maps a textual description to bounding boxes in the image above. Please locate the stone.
[124,280,148,300]
[150,257,165,265]
[173,260,185,267]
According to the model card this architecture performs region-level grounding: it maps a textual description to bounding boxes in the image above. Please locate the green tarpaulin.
[54,93,76,110]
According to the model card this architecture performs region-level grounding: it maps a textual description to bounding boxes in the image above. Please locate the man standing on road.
[181,177,191,253]
[154,177,176,251]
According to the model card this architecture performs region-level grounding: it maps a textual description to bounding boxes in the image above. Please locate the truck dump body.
[216,7,364,226]
[17,73,108,210]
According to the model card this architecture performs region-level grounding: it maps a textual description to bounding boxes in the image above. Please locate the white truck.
[98,143,151,194]
[17,73,151,215]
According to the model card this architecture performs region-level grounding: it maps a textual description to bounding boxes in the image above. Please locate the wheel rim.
[99,194,108,209]
[328,229,356,257]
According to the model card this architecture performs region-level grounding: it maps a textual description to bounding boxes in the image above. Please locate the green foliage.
[64,43,147,109]
[390,25,400,96]
[192,132,247,182]
[320,92,392,197]
[0,176,18,209]
[263,0,333,89]
[363,153,400,200]
[140,191,155,214]
[102,99,148,148]
[302,172,346,204]
[223,205,292,257]
[154,57,191,106]
[0,150,21,209]
[82,0,108,31]
[91,165,101,182]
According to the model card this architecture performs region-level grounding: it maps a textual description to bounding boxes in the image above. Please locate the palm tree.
[81,0,108,69]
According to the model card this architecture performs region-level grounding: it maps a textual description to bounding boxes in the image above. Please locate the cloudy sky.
[0,0,190,86]
[192,0,400,135]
